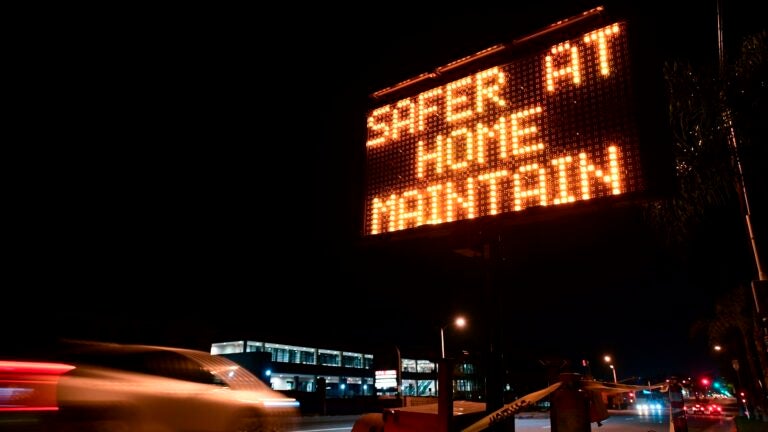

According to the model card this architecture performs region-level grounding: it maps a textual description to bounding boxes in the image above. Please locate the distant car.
[19,341,300,432]
[706,403,723,415]
[686,402,705,415]
[685,401,723,416]
[635,400,664,415]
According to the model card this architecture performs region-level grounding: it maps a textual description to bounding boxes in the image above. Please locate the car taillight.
[0,361,75,412]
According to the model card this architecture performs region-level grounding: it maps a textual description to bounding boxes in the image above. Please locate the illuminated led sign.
[363,21,648,236]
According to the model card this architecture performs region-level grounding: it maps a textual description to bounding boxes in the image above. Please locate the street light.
[714,344,745,392]
[440,316,466,358]
[604,355,618,383]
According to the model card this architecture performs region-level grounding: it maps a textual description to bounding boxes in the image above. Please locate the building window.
[456,379,476,392]
[402,380,417,396]
[210,341,243,355]
[318,349,341,366]
[416,360,436,373]
[246,341,264,352]
[417,380,436,396]
[300,350,316,364]
[342,352,363,368]
[458,362,475,374]
[269,347,289,363]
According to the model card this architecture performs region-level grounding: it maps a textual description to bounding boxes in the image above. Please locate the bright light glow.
[261,399,301,408]
[441,316,468,358]
[603,355,617,383]
[636,402,663,415]
[0,361,75,375]
[364,22,645,236]
[0,361,76,412]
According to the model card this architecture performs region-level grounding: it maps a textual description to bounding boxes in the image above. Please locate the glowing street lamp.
[440,316,466,359]
[604,355,618,384]
[714,344,745,391]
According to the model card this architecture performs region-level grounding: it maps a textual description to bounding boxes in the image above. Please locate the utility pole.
[716,0,768,409]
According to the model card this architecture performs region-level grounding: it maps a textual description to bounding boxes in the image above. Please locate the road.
[289,411,737,432]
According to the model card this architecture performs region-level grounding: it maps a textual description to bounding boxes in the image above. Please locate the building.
[210,340,483,414]
[211,340,375,398]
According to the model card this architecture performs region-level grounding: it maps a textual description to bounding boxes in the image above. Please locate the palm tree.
[693,285,767,399]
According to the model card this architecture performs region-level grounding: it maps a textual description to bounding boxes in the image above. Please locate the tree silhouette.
[647,28,767,415]
[692,284,767,403]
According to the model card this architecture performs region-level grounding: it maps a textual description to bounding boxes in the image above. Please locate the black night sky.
[8,1,766,389]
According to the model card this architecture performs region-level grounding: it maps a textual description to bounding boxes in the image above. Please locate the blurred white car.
[51,341,300,432]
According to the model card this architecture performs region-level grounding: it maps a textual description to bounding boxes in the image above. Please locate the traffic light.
[701,378,710,386]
